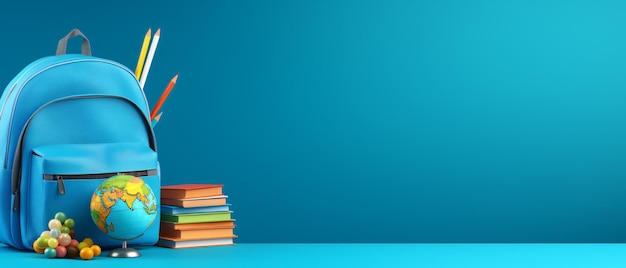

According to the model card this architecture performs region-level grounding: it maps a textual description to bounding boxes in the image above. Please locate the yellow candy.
[32,240,45,254]
[90,245,101,256]
[48,237,59,248]
[79,247,94,260]
[83,238,94,247]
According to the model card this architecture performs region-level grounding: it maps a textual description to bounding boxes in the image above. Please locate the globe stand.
[108,240,141,258]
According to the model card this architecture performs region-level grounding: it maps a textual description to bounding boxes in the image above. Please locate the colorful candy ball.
[47,237,59,248]
[32,241,45,254]
[40,231,51,238]
[77,241,89,251]
[54,212,67,223]
[50,228,61,238]
[36,237,49,248]
[83,238,94,247]
[79,247,94,260]
[90,245,101,256]
[34,213,100,259]
[44,247,57,259]
[66,246,79,258]
[64,218,75,228]
[48,219,62,230]
[58,233,71,247]
[56,245,67,258]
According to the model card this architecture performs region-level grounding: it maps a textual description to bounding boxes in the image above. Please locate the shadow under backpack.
[0,29,161,250]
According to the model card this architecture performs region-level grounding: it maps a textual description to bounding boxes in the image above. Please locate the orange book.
[161,184,224,199]
[160,195,228,208]
[160,227,235,240]
[160,221,235,231]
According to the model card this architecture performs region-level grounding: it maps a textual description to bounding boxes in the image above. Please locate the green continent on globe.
[90,175,157,234]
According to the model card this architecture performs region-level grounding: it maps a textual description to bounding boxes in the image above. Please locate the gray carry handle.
[56,28,92,56]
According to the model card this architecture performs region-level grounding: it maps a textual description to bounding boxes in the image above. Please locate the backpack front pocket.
[21,142,159,249]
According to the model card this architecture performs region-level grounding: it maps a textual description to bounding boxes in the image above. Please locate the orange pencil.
[150,74,178,120]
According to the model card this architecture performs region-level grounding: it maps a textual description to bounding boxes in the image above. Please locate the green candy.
[64,218,75,228]
[77,241,89,251]
[60,226,70,234]
[54,212,67,223]
[44,247,56,258]
[36,237,49,248]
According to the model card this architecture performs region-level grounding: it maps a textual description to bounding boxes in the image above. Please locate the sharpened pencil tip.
[155,28,161,36]
[172,74,179,83]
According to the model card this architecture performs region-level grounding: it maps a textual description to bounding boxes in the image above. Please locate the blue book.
[161,204,231,215]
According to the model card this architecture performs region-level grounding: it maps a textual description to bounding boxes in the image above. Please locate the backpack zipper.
[54,175,64,195]
[43,169,158,195]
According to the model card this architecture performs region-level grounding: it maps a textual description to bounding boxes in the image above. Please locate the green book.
[161,211,233,224]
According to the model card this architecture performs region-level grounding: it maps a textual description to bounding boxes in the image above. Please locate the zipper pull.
[56,175,66,195]
[12,191,20,211]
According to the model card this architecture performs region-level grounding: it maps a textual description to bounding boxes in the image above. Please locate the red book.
[161,184,224,199]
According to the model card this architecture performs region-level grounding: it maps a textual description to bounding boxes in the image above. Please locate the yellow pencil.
[134,28,151,79]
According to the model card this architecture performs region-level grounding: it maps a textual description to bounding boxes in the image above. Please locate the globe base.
[108,247,141,258]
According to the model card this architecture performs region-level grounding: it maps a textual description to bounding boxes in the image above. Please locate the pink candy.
[55,245,67,258]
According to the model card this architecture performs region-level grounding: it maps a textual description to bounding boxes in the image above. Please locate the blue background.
[1,0,626,243]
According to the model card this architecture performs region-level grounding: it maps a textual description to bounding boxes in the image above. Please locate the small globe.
[90,175,157,241]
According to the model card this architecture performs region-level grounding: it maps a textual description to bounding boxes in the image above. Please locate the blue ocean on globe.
[105,196,157,240]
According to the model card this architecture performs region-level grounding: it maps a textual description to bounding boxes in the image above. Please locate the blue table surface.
[1,243,626,267]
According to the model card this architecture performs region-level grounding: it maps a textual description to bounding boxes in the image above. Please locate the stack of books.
[156,184,236,248]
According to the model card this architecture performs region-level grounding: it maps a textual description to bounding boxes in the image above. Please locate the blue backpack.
[0,29,160,250]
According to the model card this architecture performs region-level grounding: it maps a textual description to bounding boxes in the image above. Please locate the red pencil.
[150,74,178,120]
